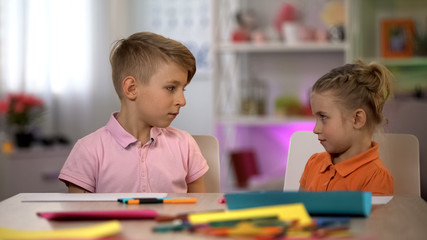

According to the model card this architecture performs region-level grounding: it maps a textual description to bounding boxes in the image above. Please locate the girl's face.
[310,90,355,156]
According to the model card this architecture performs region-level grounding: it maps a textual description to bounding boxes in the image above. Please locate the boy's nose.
[176,92,186,106]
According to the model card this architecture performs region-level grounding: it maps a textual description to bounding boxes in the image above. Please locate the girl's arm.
[187,176,207,193]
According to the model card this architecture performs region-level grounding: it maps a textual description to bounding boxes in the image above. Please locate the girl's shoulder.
[308,152,329,161]
[305,152,330,168]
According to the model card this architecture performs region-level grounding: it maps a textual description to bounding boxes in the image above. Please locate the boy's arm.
[67,182,91,193]
[187,176,206,193]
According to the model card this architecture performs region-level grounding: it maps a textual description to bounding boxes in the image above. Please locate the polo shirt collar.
[318,142,380,177]
[150,127,162,143]
[106,112,163,148]
[319,154,333,173]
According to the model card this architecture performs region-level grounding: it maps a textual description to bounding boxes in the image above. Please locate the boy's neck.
[116,110,152,145]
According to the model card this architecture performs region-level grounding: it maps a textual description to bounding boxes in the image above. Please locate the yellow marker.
[188,203,311,226]
[0,220,121,239]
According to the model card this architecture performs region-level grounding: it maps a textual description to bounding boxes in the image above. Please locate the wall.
[128,0,214,136]
[62,0,214,141]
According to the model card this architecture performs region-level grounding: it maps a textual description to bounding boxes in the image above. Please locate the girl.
[299,60,394,196]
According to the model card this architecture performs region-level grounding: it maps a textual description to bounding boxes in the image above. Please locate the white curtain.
[0,0,123,142]
[0,0,213,143]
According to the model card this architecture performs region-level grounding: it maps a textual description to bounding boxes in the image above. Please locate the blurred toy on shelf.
[240,79,267,116]
[274,95,312,117]
[274,3,296,38]
[232,9,262,42]
[321,0,346,42]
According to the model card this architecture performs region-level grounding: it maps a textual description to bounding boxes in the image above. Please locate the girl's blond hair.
[312,60,393,133]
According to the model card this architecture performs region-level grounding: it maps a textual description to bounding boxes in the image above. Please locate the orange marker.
[163,198,197,204]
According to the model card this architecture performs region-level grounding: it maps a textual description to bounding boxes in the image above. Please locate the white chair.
[284,131,323,191]
[192,135,221,193]
[284,131,420,196]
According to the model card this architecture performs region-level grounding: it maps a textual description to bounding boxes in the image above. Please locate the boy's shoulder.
[77,126,110,145]
[156,126,192,140]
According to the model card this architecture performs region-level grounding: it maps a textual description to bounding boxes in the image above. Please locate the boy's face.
[310,90,355,155]
[136,61,188,128]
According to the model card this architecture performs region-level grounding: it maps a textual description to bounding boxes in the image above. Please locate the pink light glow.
[216,121,316,188]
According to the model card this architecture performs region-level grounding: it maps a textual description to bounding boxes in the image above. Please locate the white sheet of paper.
[372,196,393,205]
[20,193,167,202]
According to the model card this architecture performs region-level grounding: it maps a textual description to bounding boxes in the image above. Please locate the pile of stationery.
[148,191,372,238]
[152,204,352,238]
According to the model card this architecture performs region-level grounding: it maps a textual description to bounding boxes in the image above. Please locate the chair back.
[284,131,420,196]
[374,133,420,196]
[284,131,323,191]
[192,135,221,192]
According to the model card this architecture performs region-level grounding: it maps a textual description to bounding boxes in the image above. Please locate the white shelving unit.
[212,0,349,192]
[216,42,348,53]
[217,116,315,126]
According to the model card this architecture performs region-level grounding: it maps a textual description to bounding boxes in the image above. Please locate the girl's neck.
[333,134,373,164]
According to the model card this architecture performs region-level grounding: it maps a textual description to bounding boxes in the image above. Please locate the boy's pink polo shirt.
[59,113,209,193]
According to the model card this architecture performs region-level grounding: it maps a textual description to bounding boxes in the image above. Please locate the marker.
[117,198,134,203]
[117,197,192,204]
[128,198,163,204]
[126,198,197,204]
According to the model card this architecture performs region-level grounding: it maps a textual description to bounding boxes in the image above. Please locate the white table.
[1,193,427,240]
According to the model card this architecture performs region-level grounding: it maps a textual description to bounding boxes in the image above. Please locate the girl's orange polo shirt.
[300,142,394,196]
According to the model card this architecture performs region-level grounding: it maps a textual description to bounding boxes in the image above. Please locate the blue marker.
[117,198,134,203]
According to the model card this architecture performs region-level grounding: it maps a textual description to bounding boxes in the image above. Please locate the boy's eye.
[166,86,175,91]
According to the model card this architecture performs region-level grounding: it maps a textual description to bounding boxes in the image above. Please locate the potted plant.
[0,93,44,148]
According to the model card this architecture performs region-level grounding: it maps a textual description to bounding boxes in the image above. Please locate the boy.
[59,32,209,193]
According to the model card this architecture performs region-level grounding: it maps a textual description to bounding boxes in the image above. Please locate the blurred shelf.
[215,41,348,53]
[216,116,315,126]
[366,57,427,67]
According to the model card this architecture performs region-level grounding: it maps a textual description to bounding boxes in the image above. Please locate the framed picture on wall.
[381,19,415,58]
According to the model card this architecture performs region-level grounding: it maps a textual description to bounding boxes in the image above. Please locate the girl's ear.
[353,108,367,129]
[122,76,138,100]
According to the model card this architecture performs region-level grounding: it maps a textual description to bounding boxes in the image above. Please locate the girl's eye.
[320,115,327,120]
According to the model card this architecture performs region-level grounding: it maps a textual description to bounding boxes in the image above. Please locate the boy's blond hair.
[109,32,196,99]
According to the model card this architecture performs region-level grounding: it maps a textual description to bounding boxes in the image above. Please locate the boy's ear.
[122,76,138,100]
[353,108,366,129]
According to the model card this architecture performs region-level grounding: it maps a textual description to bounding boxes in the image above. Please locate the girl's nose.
[313,122,320,134]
